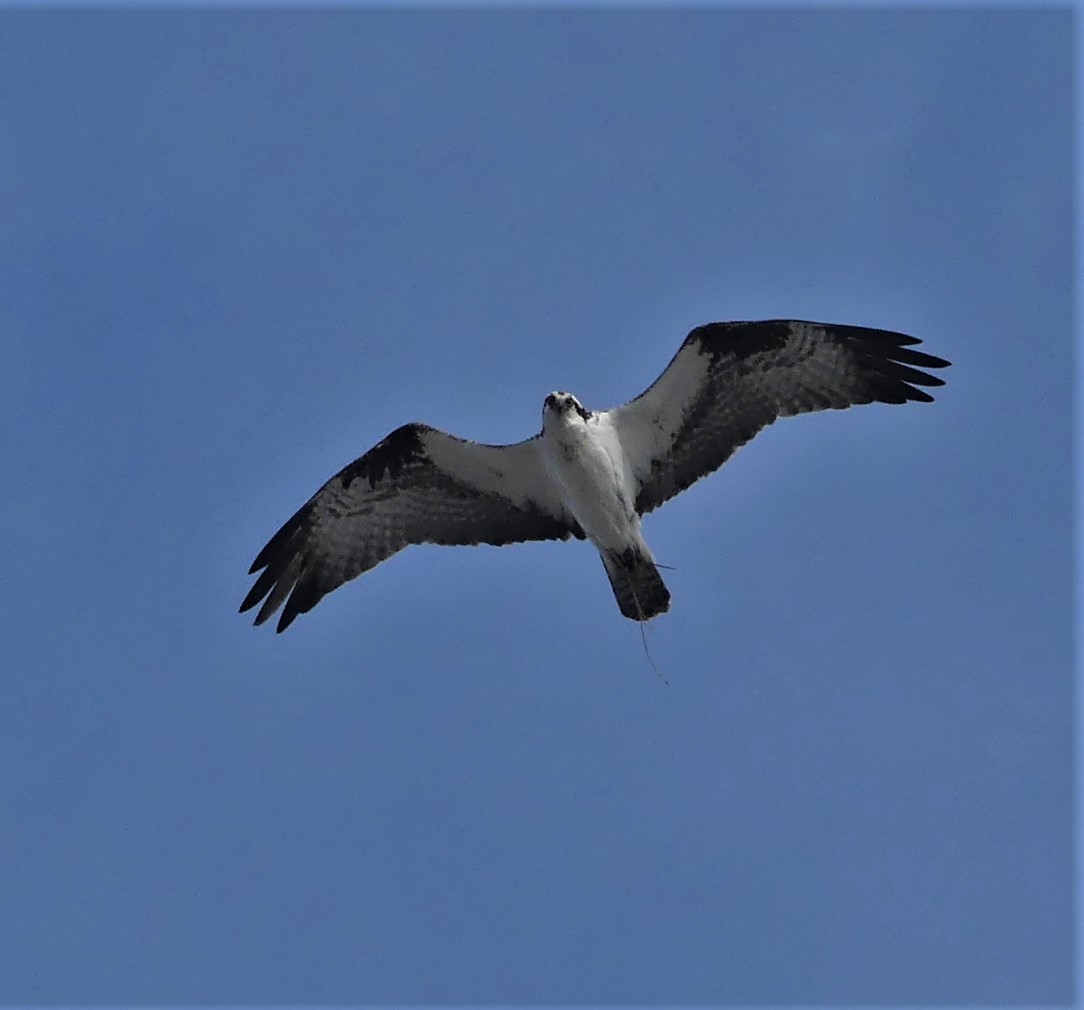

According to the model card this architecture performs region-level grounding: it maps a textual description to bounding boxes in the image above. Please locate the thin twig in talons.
[639,618,668,685]
[630,587,668,685]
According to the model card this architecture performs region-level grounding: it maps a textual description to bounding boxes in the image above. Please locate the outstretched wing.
[241,423,582,632]
[606,320,951,515]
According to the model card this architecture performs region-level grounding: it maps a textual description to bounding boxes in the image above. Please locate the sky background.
[0,7,1073,1007]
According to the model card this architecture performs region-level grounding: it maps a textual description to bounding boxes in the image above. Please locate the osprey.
[241,319,949,632]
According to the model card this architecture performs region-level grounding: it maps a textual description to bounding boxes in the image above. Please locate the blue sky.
[1,7,1073,1006]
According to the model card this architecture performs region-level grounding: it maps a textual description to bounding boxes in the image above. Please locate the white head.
[542,391,590,426]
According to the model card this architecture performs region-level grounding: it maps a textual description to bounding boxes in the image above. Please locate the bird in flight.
[241,319,950,632]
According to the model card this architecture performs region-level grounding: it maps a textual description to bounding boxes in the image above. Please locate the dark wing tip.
[275,610,297,634]
[753,321,951,405]
[238,579,266,615]
[845,325,950,404]
[274,568,328,633]
[241,424,435,633]
[239,505,312,628]
[692,318,951,404]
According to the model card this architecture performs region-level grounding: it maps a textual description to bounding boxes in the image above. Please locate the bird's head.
[543,391,590,425]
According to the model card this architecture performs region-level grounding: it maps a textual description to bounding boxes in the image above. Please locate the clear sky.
[1,7,1073,1006]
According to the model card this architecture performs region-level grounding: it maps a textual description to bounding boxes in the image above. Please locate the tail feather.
[601,547,671,621]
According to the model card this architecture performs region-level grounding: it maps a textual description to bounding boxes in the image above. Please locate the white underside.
[540,410,647,555]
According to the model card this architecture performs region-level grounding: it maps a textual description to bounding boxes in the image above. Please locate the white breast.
[541,413,640,551]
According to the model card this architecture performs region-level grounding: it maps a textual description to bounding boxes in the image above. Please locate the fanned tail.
[601,546,671,622]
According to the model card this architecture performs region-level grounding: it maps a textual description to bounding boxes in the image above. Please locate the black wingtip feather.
[240,503,313,624]
[275,612,295,634]
[846,326,950,405]
[239,564,278,614]
[275,572,325,633]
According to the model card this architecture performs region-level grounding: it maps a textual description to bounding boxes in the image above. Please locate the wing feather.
[241,423,582,632]
[607,320,951,514]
